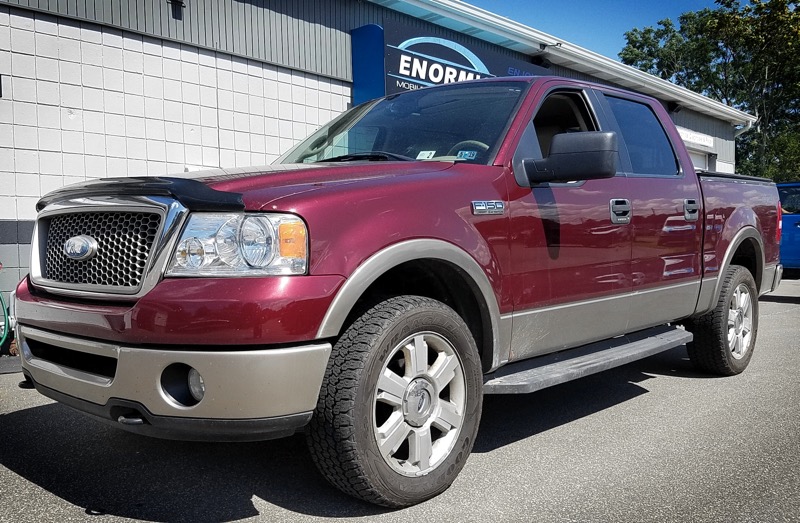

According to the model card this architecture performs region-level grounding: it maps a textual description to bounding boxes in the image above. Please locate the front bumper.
[18,325,331,441]
[14,274,344,346]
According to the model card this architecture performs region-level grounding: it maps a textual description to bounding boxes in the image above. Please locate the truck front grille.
[44,211,162,288]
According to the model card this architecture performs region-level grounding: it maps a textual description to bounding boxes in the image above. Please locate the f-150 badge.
[471,201,505,215]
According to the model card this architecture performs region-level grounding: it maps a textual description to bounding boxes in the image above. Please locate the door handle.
[609,199,631,224]
[684,199,700,221]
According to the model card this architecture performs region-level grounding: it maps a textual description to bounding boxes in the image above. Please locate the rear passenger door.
[598,92,703,331]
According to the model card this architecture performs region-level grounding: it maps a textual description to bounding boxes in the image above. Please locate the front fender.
[315,239,510,370]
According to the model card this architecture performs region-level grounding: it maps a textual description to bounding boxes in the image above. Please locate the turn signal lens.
[279,222,308,259]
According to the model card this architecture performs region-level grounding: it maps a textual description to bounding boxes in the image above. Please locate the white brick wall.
[0,4,351,299]
[0,5,352,222]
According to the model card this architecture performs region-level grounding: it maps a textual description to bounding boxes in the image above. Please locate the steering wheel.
[447,140,490,157]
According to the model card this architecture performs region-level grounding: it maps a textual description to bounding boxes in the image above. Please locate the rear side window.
[779,186,800,213]
[606,96,678,176]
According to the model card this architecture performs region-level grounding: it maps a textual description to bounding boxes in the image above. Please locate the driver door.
[505,86,633,361]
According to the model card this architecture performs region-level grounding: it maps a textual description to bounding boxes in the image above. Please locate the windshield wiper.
[316,151,415,163]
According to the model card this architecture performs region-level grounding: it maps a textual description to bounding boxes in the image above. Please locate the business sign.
[386,36,491,91]
[351,21,549,104]
[676,126,715,149]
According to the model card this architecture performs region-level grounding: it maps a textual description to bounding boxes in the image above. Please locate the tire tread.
[685,265,757,376]
[307,296,456,507]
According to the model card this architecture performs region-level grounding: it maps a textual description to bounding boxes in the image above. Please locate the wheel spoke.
[728,309,737,328]
[429,353,459,391]
[378,411,411,457]
[408,427,433,470]
[734,332,744,355]
[432,400,462,431]
[377,368,408,407]
[407,335,429,377]
[742,316,753,335]
[732,287,742,309]
[740,290,751,315]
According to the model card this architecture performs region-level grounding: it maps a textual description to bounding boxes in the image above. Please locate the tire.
[307,296,483,507]
[685,265,759,375]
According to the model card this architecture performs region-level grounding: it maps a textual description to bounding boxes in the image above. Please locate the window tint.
[606,96,678,176]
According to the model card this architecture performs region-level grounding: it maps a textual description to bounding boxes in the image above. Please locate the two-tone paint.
[14,76,782,439]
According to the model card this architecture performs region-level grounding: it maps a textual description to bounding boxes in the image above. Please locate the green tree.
[620,0,800,180]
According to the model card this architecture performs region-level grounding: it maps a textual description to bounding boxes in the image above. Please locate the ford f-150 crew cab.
[13,76,783,507]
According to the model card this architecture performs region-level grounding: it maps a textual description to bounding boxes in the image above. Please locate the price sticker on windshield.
[416,151,437,160]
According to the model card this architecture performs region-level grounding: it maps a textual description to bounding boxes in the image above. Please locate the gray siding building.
[0,0,756,301]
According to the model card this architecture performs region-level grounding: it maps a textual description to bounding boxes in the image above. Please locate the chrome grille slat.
[44,212,162,288]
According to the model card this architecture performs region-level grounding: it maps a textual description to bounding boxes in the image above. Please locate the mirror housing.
[524,131,618,184]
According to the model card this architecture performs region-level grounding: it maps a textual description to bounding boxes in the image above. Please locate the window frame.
[600,93,683,178]
[512,86,624,187]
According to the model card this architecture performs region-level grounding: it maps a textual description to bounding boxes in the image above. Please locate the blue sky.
[466,0,721,60]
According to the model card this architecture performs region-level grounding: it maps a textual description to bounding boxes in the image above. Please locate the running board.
[483,325,692,394]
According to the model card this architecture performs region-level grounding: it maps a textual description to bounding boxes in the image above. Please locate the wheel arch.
[316,239,504,372]
[696,226,765,315]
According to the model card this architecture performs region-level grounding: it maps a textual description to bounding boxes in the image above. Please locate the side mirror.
[524,131,618,184]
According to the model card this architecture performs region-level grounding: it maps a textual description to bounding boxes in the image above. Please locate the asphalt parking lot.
[1,277,799,523]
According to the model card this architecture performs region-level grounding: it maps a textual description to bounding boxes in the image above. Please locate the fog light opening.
[160,363,202,407]
[188,367,205,402]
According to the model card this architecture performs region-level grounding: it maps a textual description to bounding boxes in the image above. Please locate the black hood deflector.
[36,177,244,212]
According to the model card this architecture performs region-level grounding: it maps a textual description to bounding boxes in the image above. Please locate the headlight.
[166,213,308,277]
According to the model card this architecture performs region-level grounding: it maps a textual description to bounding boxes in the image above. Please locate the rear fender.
[695,225,764,315]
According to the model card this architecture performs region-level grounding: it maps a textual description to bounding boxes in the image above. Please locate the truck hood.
[35,161,455,212]
[189,162,455,208]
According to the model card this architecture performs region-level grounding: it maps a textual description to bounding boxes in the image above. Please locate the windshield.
[779,186,800,213]
[277,81,528,165]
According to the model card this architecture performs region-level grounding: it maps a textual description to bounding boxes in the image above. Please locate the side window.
[533,92,597,157]
[606,96,678,176]
[779,186,800,213]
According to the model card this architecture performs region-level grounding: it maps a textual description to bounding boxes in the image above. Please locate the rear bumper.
[763,263,783,294]
[18,325,331,441]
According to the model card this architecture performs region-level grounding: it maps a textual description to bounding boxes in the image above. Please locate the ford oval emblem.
[64,235,99,261]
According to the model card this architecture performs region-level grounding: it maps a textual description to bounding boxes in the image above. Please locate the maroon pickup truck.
[13,77,782,507]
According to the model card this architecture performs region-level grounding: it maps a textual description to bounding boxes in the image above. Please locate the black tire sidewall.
[351,300,483,505]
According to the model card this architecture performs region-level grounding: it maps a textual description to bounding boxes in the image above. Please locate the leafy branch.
[620,0,800,180]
